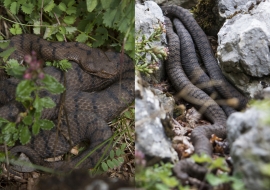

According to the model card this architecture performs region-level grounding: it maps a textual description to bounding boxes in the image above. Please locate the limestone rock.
[217,0,258,18]
[227,107,270,190]
[135,72,178,163]
[217,1,270,97]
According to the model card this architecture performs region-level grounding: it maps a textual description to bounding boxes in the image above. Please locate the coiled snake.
[0,34,134,172]
[162,5,248,181]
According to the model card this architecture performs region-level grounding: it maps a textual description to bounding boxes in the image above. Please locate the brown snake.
[0,34,134,172]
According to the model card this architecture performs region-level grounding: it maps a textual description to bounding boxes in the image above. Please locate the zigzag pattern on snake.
[161,5,248,181]
[0,34,134,172]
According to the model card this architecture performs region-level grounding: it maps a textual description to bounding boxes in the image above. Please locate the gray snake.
[0,34,134,171]
[162,5,248,181]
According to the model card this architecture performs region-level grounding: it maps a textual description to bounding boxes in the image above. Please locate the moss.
[191,0,225,36]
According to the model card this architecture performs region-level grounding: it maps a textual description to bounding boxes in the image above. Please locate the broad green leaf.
[42,74,65,94]
[56,33,64,41]
[66,6,76,15]
[109,150,115,159]
[101,0,111,9]
[117,157,124,163]
[101,162,108,171]
[102,8,117,28]
[67,0,75,7]
[33,20,41,35]
[34,111,41,120]
[0,40,10,49]
[19,125,31,145]
[191,154,212,164]
[44,0,55,12]
[2,122,16,134]
[63,15,76,25]
[0,47,16,62]
[120,143,126,151]
[65,27,77,34]
[10,2,19,15]
[58,2,66,11]
[5,59,26,78]
[38,119,54,130]
[92,27,108,47]
[23,115,33,125]
[210,157,229,171]
[124,111,132,119]
[4,0,12,7]
[86,0,98,12]
[76,33,88,43]
[32,121,40,135]
[107,160,115,169]
[33,96,56,112]
[112,158,120,166]
[16,80,35,102]
[206,173,231,186]
[116,149,121,157]
[59,26,66,34]
[10,23,22,35]
[21,3,34,14]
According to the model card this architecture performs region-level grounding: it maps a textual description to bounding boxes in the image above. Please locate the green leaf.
[101,162,108,171]
[2,122,16,134]
[41,74,65,94]
[66,6,76,15]
[67,0,75,7]
[102,8,117,28]
[56,33,64,41]
[112,158,120,166]
[191,154,212,164]
[124,111,132,119]
[32,121,40,135]
[86,0,98,12]
[76,33,88,43]
[0,40,10,49]
[16,80,35,102]
[19,125,31,145]
[206,173,231,186]
[21,3,34,14]
[10,23,22,35]
[0,47,16,62]
[33,96,56,112]
[22,115,33,125]
[44,0,55,12]
[34,112,41,120]
[33,20,41,35]
[101,0,111,9]
[63,15,76,25]
[58,2,66,11]
[120,143,126,151]
[109,150,115,159]
[10,2,19,15]
[116,149,122,157]
[4,0,12,8]
[107,160,115,169]
[5,59,26,78]
[92,27,108,47]
[37,119,54,130]
[65,27,77,34]
[117,157,124,163]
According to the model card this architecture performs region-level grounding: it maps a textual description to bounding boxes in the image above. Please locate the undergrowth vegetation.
[0,0,135,185]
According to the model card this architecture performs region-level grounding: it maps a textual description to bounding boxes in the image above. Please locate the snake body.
[162,5,248,181]
[0,34,134,171]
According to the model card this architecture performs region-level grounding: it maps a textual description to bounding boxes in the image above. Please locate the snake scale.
[0,34,134,171]
[162,5,248,181]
